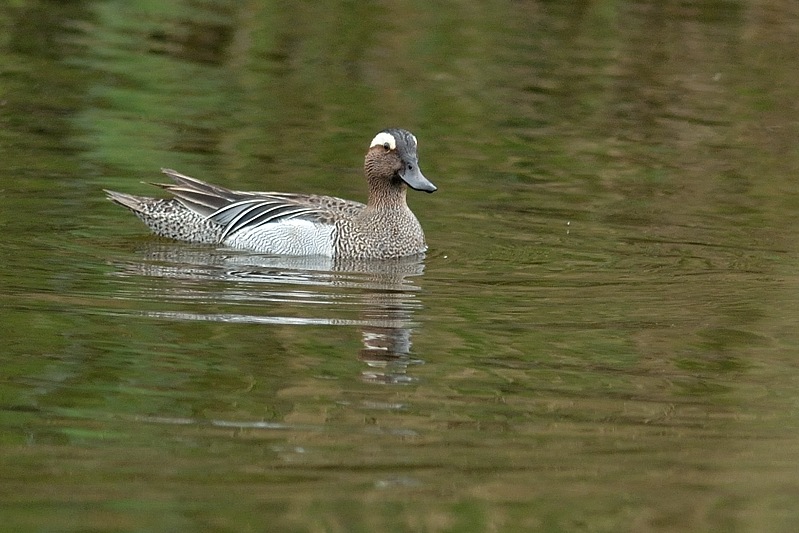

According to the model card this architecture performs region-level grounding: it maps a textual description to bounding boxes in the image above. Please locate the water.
[2,1,799,531]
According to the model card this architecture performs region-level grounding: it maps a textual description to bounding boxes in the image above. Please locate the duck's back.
[106,170,368,256]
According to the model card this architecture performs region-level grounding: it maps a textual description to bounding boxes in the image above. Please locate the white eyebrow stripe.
[370,132,396,150]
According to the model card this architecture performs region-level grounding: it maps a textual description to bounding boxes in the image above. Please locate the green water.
[2,1,799,531]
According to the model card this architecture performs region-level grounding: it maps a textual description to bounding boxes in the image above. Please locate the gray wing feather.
[153,169,366,239]
[212,199,324,240]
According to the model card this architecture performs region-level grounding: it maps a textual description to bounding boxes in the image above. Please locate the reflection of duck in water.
[113,244,428,384]
[105,128,436,259]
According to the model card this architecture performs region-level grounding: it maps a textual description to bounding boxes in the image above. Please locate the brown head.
[364,128,437,207]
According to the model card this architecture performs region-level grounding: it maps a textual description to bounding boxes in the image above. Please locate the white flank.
[223,219,335,256]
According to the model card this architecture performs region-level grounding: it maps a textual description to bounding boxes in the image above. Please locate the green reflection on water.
[1,0,799,531]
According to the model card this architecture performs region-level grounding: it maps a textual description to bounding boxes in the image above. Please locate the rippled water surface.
[2,1,799,531]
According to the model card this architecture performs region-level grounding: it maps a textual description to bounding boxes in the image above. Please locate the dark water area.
[2,1,799,531]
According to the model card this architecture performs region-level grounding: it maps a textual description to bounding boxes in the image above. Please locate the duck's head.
[365,128,437,194]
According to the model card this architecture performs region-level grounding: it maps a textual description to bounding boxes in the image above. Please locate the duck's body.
[105,128,436,259]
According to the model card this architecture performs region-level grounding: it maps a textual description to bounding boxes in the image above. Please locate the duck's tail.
[104,178,224,244]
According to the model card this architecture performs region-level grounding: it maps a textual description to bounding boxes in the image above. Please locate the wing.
[155,169,366,240]
[154,169,255,216]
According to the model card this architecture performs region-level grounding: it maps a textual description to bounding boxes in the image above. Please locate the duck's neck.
[367,178,408,211]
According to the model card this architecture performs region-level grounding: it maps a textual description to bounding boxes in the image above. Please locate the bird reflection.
[111,242,427,384]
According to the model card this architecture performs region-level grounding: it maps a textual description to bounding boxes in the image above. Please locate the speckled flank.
[105,128,436,259]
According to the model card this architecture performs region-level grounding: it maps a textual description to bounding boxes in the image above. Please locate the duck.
[104,128,437,259]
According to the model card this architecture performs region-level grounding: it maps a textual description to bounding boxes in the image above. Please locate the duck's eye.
[383,142,391,150]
